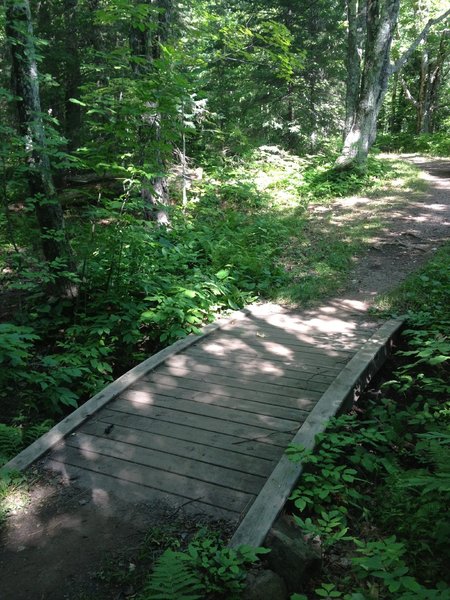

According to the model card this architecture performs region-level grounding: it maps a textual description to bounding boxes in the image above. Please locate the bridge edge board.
[0,308,251,474]
[228,316,405,549]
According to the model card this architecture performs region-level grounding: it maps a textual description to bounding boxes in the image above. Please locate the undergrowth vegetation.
[0,148,419,468]
[1,156,447,597]
[39,245,447,600]
[375,132,450,157]
[287,244,450,599]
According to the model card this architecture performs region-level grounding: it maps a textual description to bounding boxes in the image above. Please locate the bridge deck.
[42,301,380,521]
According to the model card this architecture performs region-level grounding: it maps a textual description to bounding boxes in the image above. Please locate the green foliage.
[0,469,29,526]
[139,549,204,600]
[140,533,269,600]
[0,420,53,467]
[287,248,450,596]
[376,133,450,157]
[0,424,22,466]
[301,155,397,201]
[380,244,450,316]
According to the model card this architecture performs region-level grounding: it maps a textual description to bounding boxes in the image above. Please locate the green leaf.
[68,97,87,106]
[215,269,230,280]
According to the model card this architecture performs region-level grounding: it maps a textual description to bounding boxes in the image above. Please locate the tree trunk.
[336,0,400,170]
[344,0,366,137]
[5,0,76,294]
[130,0,171,224]
[63,0,82,149]
[389,70,400,133]
[427,36,448,133]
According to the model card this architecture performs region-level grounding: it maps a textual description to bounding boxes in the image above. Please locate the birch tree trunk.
[5,0,76,294]
[336,0,400,169]
[344,0,366,137]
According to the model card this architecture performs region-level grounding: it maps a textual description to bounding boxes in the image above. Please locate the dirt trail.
[0,155,448,600]
[343,155,450,302]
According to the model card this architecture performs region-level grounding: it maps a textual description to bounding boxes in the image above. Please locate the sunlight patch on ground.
[1,487,29,517]
[335,195,371,208]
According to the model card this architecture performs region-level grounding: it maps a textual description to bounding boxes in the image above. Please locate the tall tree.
[5,0,76,293]
[396,1,449,134]
[337,0,450,169]
[337,0,401,169]
[130,0,172,223]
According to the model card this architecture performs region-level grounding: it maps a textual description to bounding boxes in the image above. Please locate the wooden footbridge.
[2,301,403,547]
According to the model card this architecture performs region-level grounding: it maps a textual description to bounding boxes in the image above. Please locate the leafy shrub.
[0,420,53,467]
[375,132,450,157]
[140,534,269,600]
[287,252,450,595]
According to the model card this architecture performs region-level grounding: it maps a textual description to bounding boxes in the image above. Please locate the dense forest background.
[0,0,449,441]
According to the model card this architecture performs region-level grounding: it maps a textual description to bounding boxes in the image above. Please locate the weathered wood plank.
[65,433,265,494]
[138,373,322,407]
[44,460,240,520]
[228,317,404,548]
[121,382,308,421]
[221,326,363,353]
[93,411,284,462]
[47,445,254,513]
[153,365,329,395]
[119,389,303,432]
[222,318,375,345]
[80,420,275,477]
[196,341,349,368]
[108,401,296,447]
[209,331,353,358]
[182,347,343,376]
[164,354,337,386]
[133,378,319,412]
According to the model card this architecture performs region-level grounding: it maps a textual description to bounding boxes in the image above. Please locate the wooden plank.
[117,391,303,434]
[222,318,375,345]
[153,365,329,395]
[107,401,296,447]
[223,325,364,353]
[210,331,353,358]
[238,304,378,333]
[93,410,284,462]
[0,307,252,474]
[65,433,265,494]
[47,445,254,513]
[138,373,322,407]
[164,353,337,386]
[229,317,404,548]
[182,347,342,376]
[122,381,308,421]
[195,341,349,368]
[44,460,240,520]
[80,420,274,477]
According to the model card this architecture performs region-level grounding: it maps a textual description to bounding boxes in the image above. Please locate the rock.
[244,569,288,600]
[265,516,322,592]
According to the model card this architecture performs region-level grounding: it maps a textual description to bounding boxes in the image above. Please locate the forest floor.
[0,155,449,600]
[311,155,450,304]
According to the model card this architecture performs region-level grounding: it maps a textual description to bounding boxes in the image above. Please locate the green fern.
[22,420,54,447]
[400,431,450,494]
[0,424,22,466]
[140,549,204,600]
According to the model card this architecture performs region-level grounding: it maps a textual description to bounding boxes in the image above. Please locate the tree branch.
[399,75,418,107]
[390,7,450,75]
